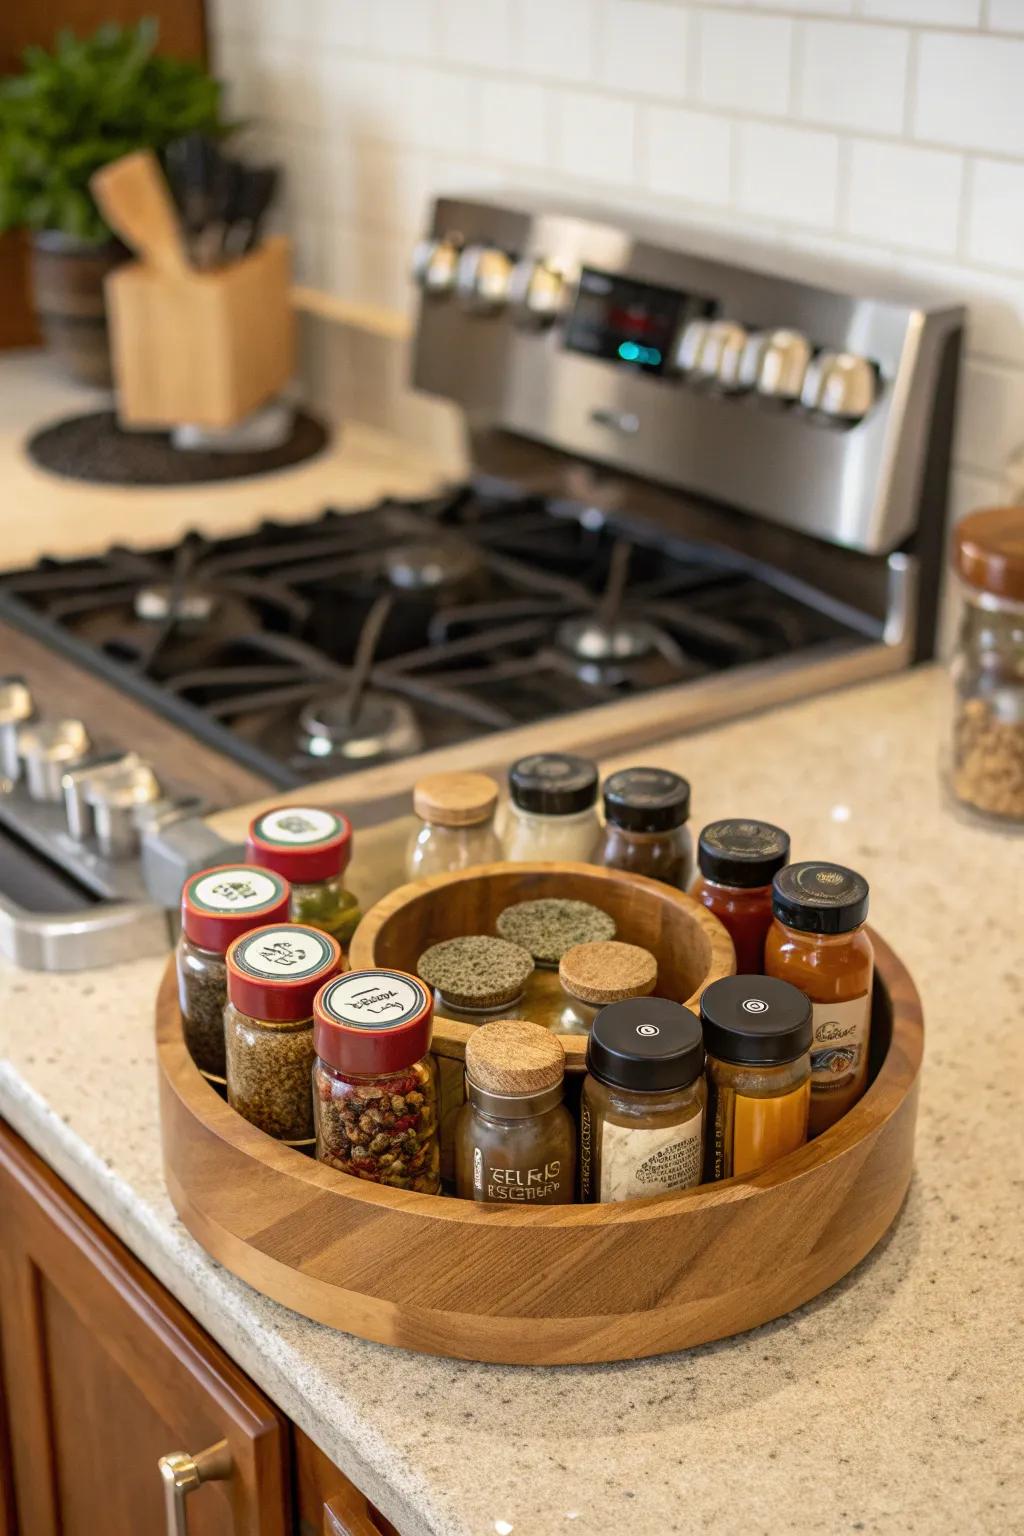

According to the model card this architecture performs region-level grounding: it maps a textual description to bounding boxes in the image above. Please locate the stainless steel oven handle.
[0,892,172,971]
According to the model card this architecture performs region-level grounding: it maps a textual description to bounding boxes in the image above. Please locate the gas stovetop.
[0,484,865,787]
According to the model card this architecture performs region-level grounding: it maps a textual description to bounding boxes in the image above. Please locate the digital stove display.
[565,268,695,375]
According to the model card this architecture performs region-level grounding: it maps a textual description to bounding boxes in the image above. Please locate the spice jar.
[948,507,1024,827]
[550,940,658,1036]
[765,862,873,1139]
[225,923,342,1146]
[594,767,693,889]
[580,997,705,1202]
[406,771,504,879]
[455,1020,576,1205]
[313,969,440,1193]
[691,818,791,973]
[700,975,811,1181]
[246,805,361,948]
[177,864,290,1084]
[417,934,534,1024]
[503,753,600,862]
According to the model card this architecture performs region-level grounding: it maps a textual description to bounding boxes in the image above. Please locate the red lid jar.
[226,923,342,1022]
[246,805,352,883]
[181,864,291,954]
[313,968,433,1077]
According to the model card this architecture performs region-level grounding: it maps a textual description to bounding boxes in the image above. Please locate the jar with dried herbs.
[225,924,342,1146]
[177,864,290,1084]
[247,805,361,947]
[313,969,440,1193]
[417,934,534,1024]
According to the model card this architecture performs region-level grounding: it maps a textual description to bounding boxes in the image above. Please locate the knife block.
[104,236,294,430]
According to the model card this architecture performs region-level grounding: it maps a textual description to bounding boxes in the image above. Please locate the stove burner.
[135,584,217,626]
[298,690,424,764]
[385,539,482,593]
[556,616,659,663]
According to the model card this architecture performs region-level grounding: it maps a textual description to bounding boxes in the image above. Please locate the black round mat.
[26,408,330,486]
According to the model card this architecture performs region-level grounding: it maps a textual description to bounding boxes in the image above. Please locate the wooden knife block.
[104,236,294,430]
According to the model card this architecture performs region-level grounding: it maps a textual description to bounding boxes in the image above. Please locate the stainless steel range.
[0,194,963,967]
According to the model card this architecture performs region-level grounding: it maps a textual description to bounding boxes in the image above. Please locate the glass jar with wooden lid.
[455,1019,576,1204]
[691,818,790,974]
[406,771,503,880]
[948,507,1024,827]
[548,940,658,1036]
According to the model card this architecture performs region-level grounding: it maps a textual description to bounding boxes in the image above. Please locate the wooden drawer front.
[0,1124,288,1536]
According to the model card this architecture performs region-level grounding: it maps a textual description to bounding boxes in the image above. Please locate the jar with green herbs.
[225,923,342,1146]
[247,805,360,948]
[178,864,290,1084]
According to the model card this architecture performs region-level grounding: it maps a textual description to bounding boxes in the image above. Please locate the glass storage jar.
[580,997,705,1203]
[406,771,503,879]
[417,935,534,1025]
[691,818,791,974]
[948,507,1024,828]
[503,753,600,862]
[455,1019,576,1204]
[593,767,693,889]
[225,923,342,1146]
[313,969,440,1193]
[246,805,361,948]
[547,940,658,1035]
[764,862,873,1140]
[178,863,290,1084]
[700,975,811,1180]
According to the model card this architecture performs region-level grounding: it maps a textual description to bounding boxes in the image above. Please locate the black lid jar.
[699,975,812,1066]
[697,818,790,889]
[594,767,694,889]
[772,861,869,935]
[505,753,601,862]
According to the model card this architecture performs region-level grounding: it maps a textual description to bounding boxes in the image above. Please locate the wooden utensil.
[90,150,190,280]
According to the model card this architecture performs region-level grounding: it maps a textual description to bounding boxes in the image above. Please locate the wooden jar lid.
[954,506,1024,602]
[413,771,499,827]
[465,1018,565,1095]
[559,940,658,1006]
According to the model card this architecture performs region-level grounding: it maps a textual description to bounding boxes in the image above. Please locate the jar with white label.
[455,1019,575,1205]
[178,864,291,1084]
[580,998,705,1203]
[225,923,342,1146]
[247,805,360,948]
[503,753,600,862]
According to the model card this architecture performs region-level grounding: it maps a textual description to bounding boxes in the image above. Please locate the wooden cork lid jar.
[413,772,499,828]
[559,940,658,1006]
[464,1019,566,1109]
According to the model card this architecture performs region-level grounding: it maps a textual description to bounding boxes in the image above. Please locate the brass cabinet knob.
[158,1439,231,1535]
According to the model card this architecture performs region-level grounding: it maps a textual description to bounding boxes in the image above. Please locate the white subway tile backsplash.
[408,68,481,154]
[600,2,692,101]
[481,79,551,168]
[736,122,840,227]
[518,0,598,83]
[966,159,1024,273]
[643,106,732,205]
[367,0,440,60]
[986,1,1024,33]
[439,0,513,69]
[555,90,637,184]
[859,0,980,22]
[798,21,909,133]
[954,358,1024,475]
[846,140,963,254]
[698,10,793,116]
[915,33,1024,155]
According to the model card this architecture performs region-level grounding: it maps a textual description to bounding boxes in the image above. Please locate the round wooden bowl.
[156,928,923,1366]
[347,860,738,1070]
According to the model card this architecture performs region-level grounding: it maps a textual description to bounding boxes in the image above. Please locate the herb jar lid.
[697,818,790,889]
[602,767,690,832]
[772,861,869,935]
[465,1019,565,1116]
[181,864,291,954]
[560,940,657,1006]
[496,898,615,965]
[508,753,598,816]
[314,968,433,1076]
[586,997,704,1093]
[247,805,352,883]
[954,506,1024,604]
[417,934,534,1010]
[226,923,342,1022]
[413,771,499,828]
[700,975,812,1066]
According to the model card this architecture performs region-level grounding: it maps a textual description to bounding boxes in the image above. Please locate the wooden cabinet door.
[294,1432,398,1536]
[0,1124,289,1536]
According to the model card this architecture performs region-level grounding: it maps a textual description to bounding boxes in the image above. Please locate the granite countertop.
[1,665,1021,1535]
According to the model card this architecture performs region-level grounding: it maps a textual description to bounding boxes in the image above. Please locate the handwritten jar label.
[597,1113,704,1202]
[809,994,870,1095]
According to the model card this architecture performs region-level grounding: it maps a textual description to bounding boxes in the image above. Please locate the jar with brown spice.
[224,924,342,1146]
[691,819,791,974]
[580,997,705,1203]
[178,864,290,1084]
[455,1020,576,1205]
[764,862,873,1139]
[246,805,361,948]
[406,771,504,879]
[593,767,693,889]
[550,940,658,1035]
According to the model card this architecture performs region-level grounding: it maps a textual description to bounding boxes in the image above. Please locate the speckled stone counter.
[1,667,1021,1536]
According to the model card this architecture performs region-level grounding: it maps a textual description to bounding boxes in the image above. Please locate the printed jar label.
[232,925,335,980]
[253,806,343,845]
[320,972,428,1030]
[597,1113,704,1202]
[473,1148,568,1203]
[189,868,283,913]
[809,994,871,1094]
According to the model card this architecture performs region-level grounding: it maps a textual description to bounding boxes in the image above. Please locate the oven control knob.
[674,318,710,375]
[801,350,878,422]
[677,320,747,389]
[85,760,162,860]
[0,676,34,782]
[18,719,91,803]
[739,328,812,401]
[411,237,460,295]
[455,244,513,312]
[508,258,566,326]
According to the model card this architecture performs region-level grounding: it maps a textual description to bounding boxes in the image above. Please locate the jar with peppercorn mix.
[246,805,361,948]
[312,969,440,1193]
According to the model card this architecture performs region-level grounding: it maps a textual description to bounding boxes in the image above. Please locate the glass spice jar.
[455,1019,576,1205]
[313,969,440,1193]
[547,940,658,1036]
[593,767,693,889]
[417,935,534,1025]
[177,864,290,1084]
[764,862,873,1140]
[224,923,342,1146]
[406,771,504,880]
[691,818,791,974]
[503,753,601,862]
[246,805,361,948]
[580,997,705,1203]
[700,975,812,1181]
[948,507,1024,828]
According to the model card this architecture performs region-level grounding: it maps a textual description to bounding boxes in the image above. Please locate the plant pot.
[29,232,128,389]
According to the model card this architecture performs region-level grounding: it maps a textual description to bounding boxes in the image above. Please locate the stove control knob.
[18,719,90,803]
[739,328,812,401]
[455,244,513,312]
[411,237,460,295]
[86,760,162,860]
[800,350,878,422]
[674,318,710,375]
[696,321,749,390]
[508,257,567,326]
[0,676,34,781]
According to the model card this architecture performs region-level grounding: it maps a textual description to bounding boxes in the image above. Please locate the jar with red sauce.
[691,819,791,974]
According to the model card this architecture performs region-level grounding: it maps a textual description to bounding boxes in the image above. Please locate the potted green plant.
[0,20,225,386]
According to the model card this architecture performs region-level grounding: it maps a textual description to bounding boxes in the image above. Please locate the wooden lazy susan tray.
[157,862,924,1366]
